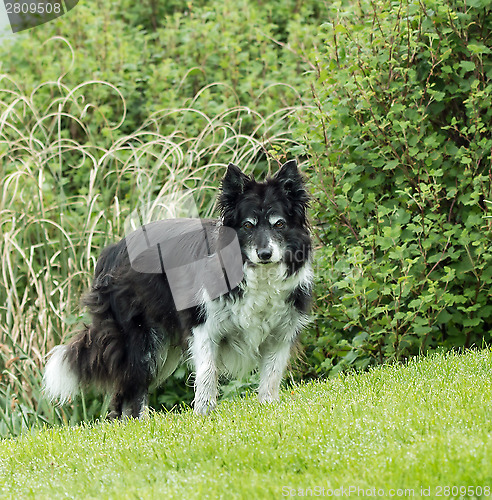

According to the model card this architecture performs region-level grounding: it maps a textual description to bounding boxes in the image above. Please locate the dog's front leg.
[191,324,219,415]
[258,340,293,404]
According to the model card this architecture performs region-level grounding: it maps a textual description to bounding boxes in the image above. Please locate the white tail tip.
[43,345,79,404]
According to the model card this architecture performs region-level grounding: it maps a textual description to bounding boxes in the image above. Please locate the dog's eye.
[242,221,254,230]
[273,220,286,229]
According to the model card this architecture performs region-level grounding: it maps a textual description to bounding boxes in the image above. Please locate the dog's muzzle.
[257,247,273,262]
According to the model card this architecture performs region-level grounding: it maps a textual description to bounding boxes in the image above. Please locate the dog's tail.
[43,308,128,404]
[44,243,125,403]
[43,343,81,404]
[43,321,106,404]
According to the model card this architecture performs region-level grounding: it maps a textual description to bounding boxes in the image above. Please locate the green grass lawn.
[1,350,491,499]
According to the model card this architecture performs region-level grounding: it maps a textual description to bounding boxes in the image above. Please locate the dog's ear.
[273,159,301,184]
[274,160,310,222]
[221,163,250,195]
[218,163,251,221]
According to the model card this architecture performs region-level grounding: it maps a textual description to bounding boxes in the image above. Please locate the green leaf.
[460,60,475,72]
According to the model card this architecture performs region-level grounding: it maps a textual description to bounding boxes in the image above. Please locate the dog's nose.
[257,248,273,261]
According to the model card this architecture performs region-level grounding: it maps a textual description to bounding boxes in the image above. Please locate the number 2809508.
[5,2,62,15]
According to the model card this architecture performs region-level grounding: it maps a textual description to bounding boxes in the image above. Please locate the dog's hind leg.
[104,322,159,420]
[109,386,149,420]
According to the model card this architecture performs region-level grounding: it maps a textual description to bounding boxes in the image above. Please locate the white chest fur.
[201,262,312,376]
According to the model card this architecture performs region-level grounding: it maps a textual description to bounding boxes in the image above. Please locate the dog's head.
[218,160,311,272]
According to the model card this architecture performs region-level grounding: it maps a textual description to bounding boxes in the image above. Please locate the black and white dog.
[43,160,313,417]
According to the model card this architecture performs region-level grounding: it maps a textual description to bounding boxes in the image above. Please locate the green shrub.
[296,0,492,375]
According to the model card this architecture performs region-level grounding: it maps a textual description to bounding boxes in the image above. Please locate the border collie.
[43,160,313,417]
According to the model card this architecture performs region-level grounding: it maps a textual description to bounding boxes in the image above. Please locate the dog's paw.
[193,399,217,416]
[258,392,279,404]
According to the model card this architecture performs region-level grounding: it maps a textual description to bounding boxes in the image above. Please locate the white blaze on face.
[267,215,285,263]
[244,215,285,264]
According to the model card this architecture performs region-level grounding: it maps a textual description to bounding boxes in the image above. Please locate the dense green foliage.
[298,0,492,375]
[1,350,491,498]
[0,0,491,436]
